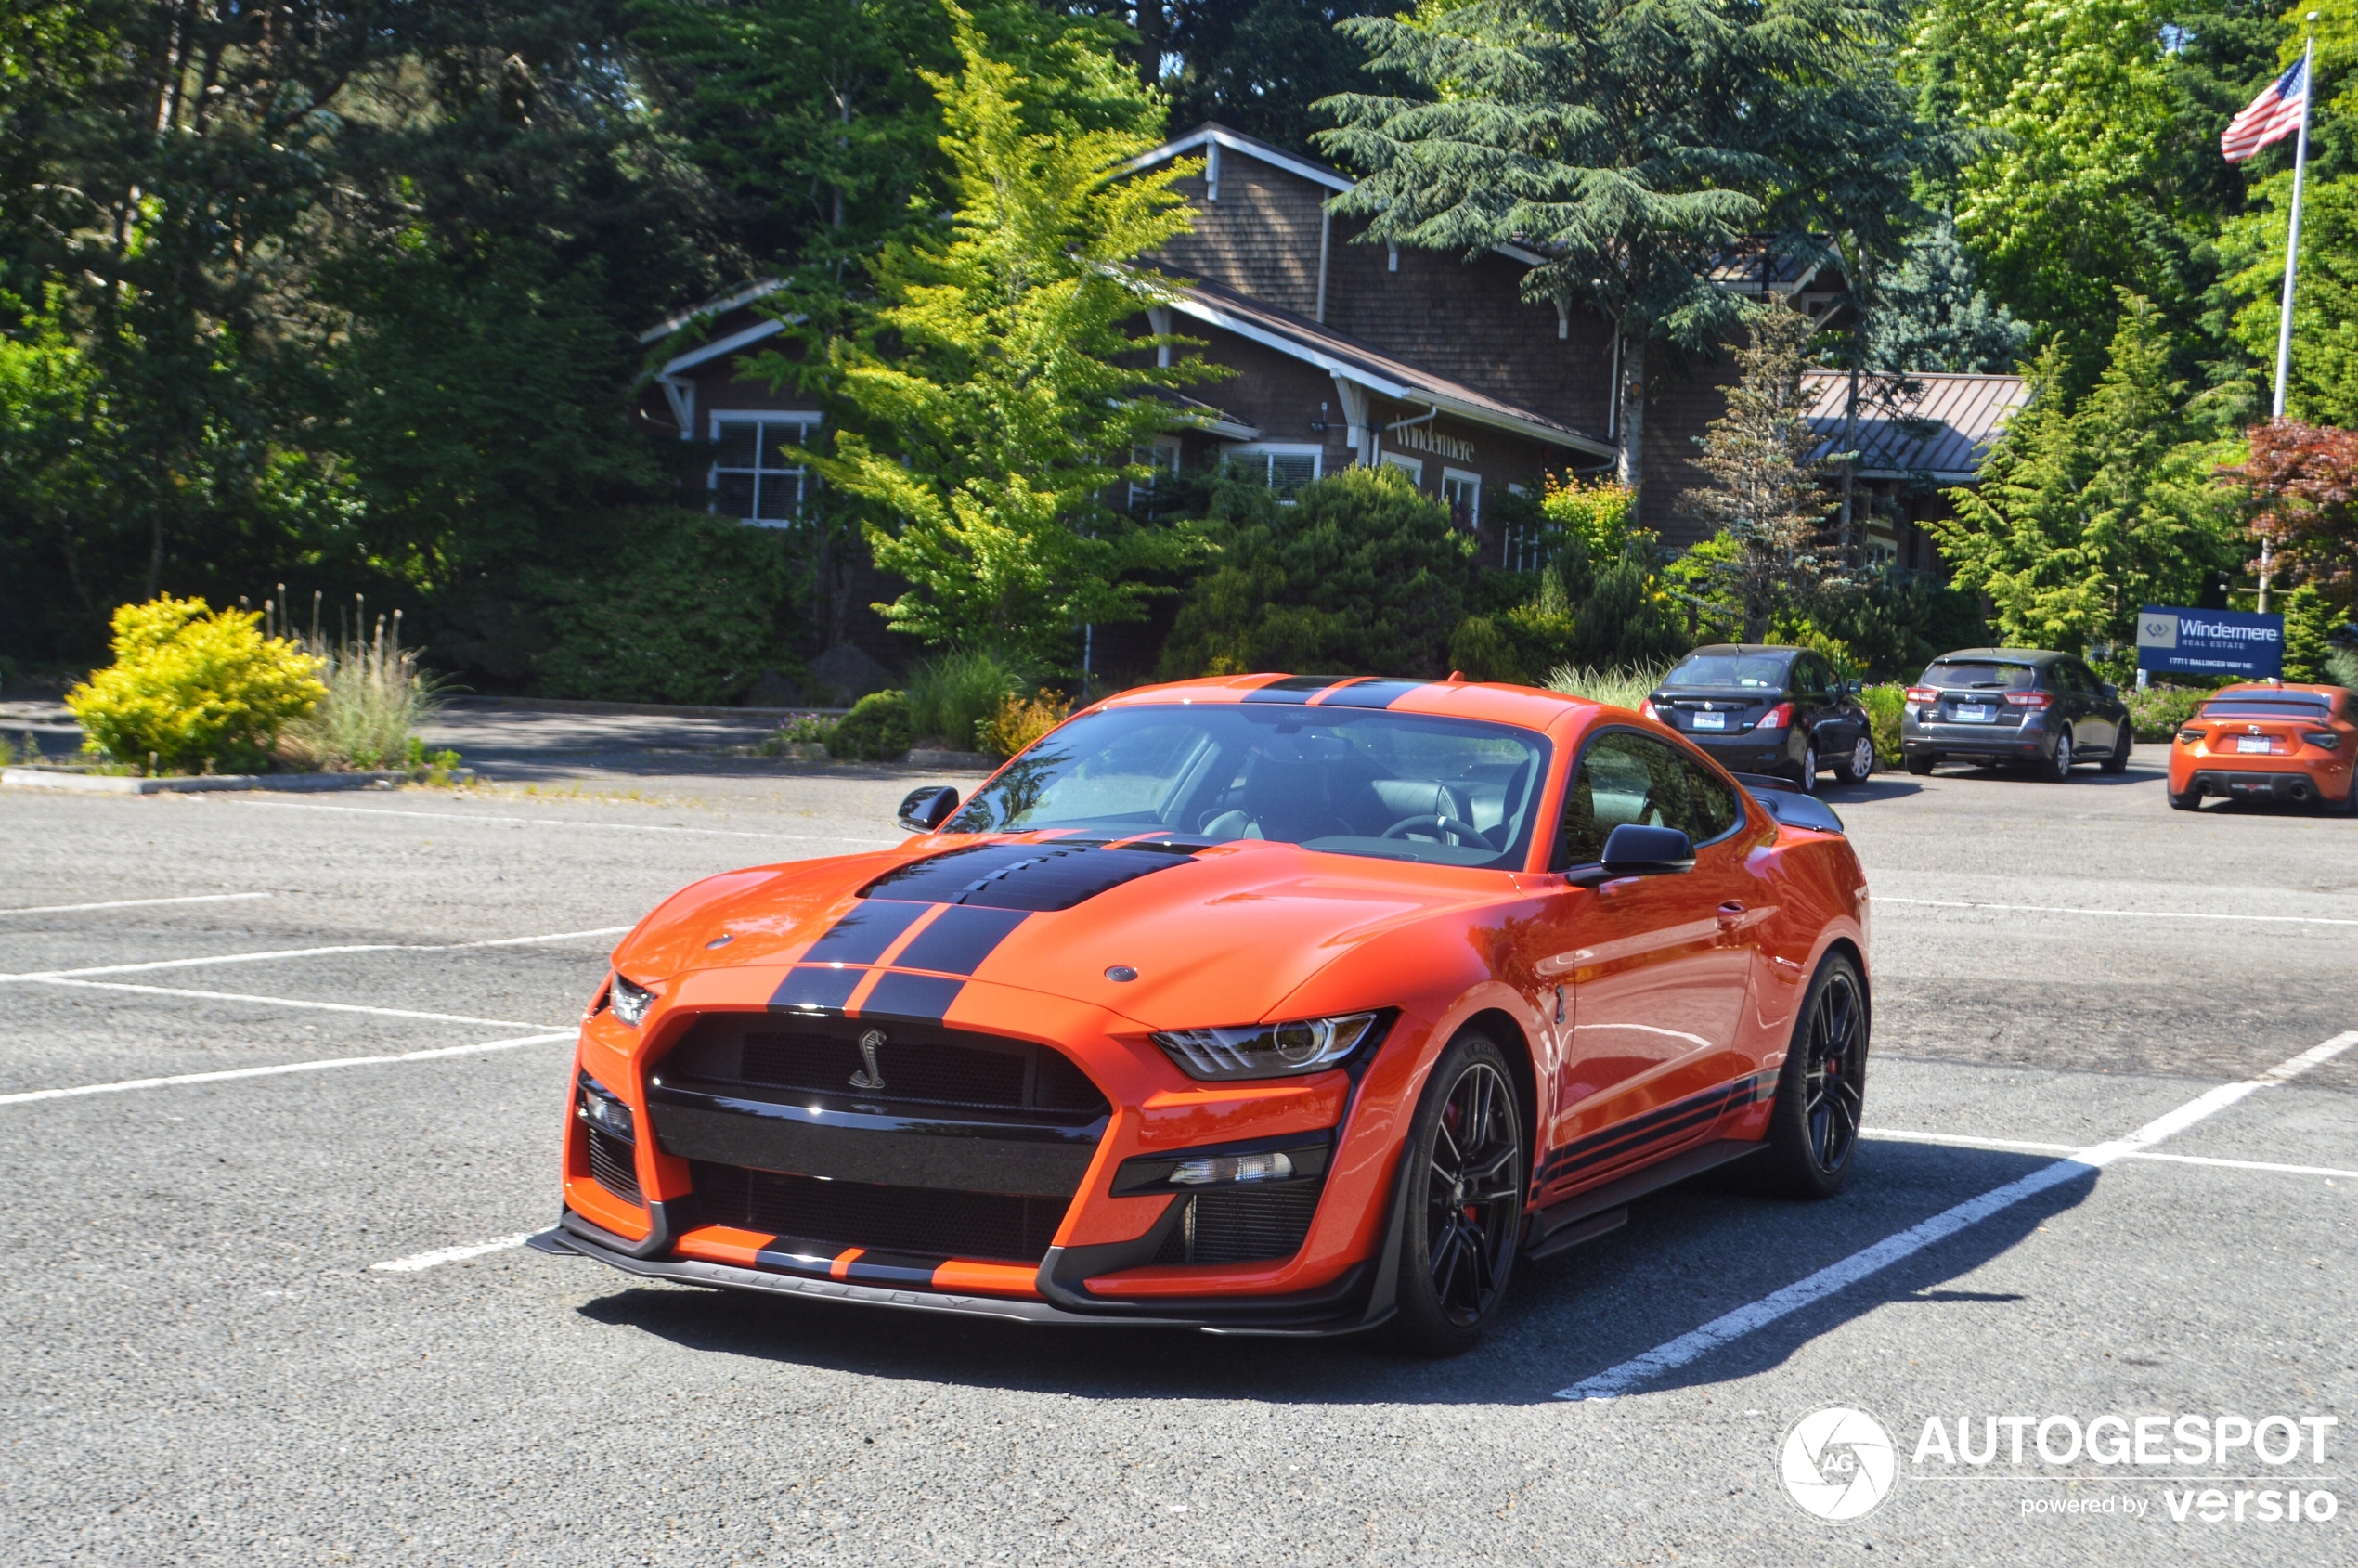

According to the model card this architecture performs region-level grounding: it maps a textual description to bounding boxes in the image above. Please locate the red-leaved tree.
[2225,421,2358,607]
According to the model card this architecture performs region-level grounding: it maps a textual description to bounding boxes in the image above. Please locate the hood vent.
[860,842,1195,913]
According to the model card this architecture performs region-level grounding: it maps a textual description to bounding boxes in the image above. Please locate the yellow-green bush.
[977,690,1070,758]
[1860,683,1906,765]
[67,597,326,774]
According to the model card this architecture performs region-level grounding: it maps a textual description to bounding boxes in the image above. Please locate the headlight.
[1151,1012,1381,1081]
[607,973,654,1027]
[577,1072,635,1143]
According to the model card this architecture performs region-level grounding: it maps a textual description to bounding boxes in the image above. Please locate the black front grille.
[1153,1180,1325,1266]
[664,1016,1108,1118]
[587,1125,641,1205]
[692,1161,1068,1263]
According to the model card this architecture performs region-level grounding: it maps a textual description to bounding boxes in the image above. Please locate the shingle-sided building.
[633,123,2022,578]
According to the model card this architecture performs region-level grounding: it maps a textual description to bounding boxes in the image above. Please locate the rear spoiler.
[1730,773,1846,835]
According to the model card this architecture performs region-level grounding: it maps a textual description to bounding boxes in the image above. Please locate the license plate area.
[1952,703,1995,723]
[1692,711,1727,731]
[2236,735,2274,754]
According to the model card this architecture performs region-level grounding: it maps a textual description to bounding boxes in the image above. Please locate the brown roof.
[1160,277,1616,459]
[1801,369,2029,481]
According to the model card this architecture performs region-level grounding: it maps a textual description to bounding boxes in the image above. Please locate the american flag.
[2222,58,2309,163]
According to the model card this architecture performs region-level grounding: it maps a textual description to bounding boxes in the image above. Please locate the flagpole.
[2263,25,2317,612]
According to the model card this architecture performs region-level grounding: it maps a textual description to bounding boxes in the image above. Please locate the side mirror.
[1844,679,1863,696]
[2104,682,2119,700]
[897,785,960,834]
[1568,823,1694,884]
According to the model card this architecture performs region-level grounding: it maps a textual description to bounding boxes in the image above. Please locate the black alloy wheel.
[2041,728,2075,782]
[1905,750,1935,776]
[2102,724,2133,773]
[1391,1033,1524,1354]
[1752,952,1870,1199]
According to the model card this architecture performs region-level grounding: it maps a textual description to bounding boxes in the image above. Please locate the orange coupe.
[2168,680,2358,812]
[533,674,1872,1352]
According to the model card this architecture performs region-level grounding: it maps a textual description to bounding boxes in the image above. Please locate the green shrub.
[1860,682,1906,764]
[526,510,797,705]
[1160,465,1471,678]
[67,596,326,773]
[1448,615,1527,683]
[2125,682,2214,741]
[908,651,1019,747]
[828,690,913,761]
[1545,661,1674,710]
[279,617,443,771]
[977,690,1071,758]
[2326,647,2358,690]
[1573,557,1690,668]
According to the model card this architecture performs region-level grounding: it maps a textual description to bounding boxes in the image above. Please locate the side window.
[1680,756,1742,845]
[1790,657,1823,701]
[2050,663,2080,696]
[1557,732,1692,867]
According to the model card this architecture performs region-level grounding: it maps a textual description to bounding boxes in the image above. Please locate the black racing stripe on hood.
[860,971,965,1023]
[1243,675,1353,703]
[894,904,1030,976]
[801,899,932,965]
[1314,678,1429,709]
[771,966,862,1012]
[861,842,1191,912]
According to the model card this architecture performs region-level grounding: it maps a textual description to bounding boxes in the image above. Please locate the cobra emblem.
[849,1029,887,1091]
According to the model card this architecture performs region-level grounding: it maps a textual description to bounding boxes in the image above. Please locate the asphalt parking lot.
[2,742,2352,1566]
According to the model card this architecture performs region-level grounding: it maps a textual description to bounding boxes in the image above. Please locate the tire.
[1904,750,1935,776]
[1835,734,1876,784]
[1388,1032,1525,1356]
[1754,952,1870,1199]
[1793,742,1818,794]
[2101,725,2131,774]
[2343,770,2358,815]
[2041,728,2075,782]
[2168,785,2201,811]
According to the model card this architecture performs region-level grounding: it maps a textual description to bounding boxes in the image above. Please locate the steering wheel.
[1380,812,1487,847]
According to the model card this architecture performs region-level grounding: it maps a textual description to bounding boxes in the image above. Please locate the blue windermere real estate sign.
[2136,605,2285,680]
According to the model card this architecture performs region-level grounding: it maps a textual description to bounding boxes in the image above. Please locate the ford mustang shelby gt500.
[536,674,1871,1353]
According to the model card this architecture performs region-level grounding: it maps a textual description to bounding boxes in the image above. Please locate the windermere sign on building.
[1393,422,1475,462]
[2137,605,2285,680]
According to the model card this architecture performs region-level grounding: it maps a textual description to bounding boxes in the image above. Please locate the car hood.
[610,836,1518,1030]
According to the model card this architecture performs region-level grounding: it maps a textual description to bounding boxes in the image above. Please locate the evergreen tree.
[2219,172,2358,427]
[1316,0,1932,503]
[1865,215,2035,374]
[1155,2,1393,154]
[1934,294,2241,651]
[1679,306,1850,641]
[783,10,1213,667]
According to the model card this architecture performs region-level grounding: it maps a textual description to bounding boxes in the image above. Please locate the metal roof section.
[1801,369,2029,482]
[1159,277,1618,460]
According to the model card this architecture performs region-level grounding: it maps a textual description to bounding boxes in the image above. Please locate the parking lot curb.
[1,767,410,795]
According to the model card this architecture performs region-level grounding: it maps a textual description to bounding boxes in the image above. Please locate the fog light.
[577,1073,635,1144]
[1170,1151,1293,1186]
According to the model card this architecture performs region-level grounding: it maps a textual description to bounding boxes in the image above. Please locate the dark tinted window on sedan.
[1665,654,1791,689]
[1923,660,2038,691]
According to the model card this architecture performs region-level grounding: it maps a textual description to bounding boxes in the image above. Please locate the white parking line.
[1860,1126,2358,1179]
[1882,896,2358,928]
[0,1031,575,1107]
[0,892,274,915]
[372,1233,538,1273]
[0,925,631,984]
[25,977,564,1030]
[229,797,901,846]
[1556,1029,2358,1402]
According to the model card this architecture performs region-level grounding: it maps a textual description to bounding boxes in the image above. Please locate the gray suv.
[1901,649,2133,780]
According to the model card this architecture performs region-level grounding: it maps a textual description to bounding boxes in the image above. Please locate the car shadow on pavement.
[569,1139,2086,1406]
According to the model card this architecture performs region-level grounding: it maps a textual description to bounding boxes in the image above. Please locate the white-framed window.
[710,411,821,526]
[1501,484,1548,573]
[1228,443,1323,500]
[1442,467,1482,526]
[1378,450,1422,486]
[1130,440,1180,518]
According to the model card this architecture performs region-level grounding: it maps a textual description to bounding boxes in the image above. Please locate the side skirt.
[1522,1137,1767,1261]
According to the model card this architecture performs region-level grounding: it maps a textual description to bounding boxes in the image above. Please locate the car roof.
[1680,644,1801,658]
[1091,673,1600,731]
[1928,648,2062,664]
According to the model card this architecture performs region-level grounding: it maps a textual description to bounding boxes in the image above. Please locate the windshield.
[1665,654,1792,689]
[1923,660,2039,691]
[946,704,1552,869]
[2200,694,2333,720]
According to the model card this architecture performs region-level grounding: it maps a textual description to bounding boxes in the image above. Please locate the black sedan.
[1901,648,2133,780]
[1640,644,1875,793]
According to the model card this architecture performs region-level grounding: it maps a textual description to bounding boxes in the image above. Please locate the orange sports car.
[2168,680,2358,812]
[533,674,1872,1352]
